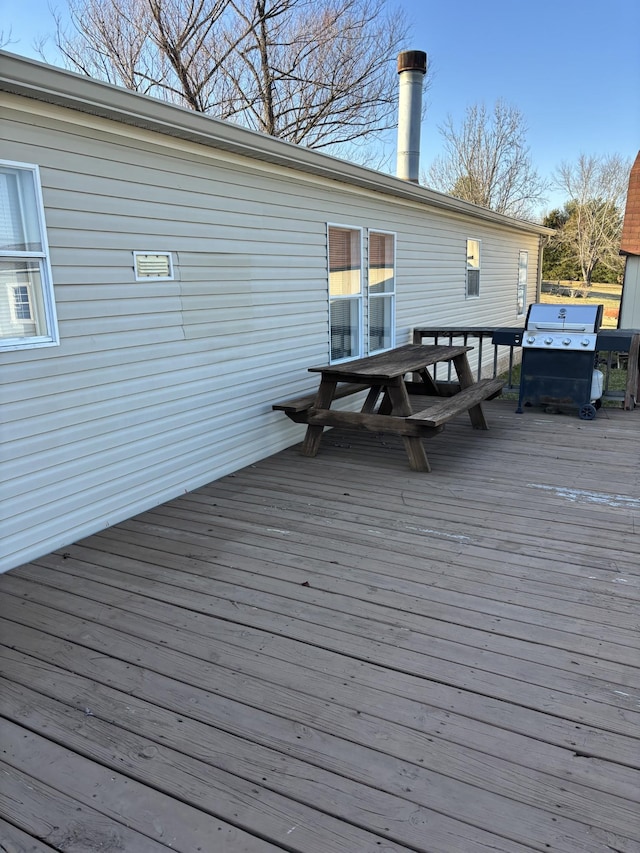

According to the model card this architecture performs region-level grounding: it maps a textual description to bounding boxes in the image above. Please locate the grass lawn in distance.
[540,280,622,328]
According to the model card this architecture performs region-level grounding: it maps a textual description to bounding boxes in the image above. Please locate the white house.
[0,51,552,573]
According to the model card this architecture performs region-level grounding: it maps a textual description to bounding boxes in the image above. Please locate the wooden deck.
[1,399,639,853]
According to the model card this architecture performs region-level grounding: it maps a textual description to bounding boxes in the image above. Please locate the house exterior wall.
[620,256,640,327]
[0,90,542,573]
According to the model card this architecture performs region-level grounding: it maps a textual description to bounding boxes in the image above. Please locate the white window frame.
[0,160,59,351]
[465,238,481,299]
[517,250,528,317]
[327,224,363,363]
[9,283,33,322]
[367,229,396,354]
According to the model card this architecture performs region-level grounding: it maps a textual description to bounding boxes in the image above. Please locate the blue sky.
[3,0,639,214]
[400,0,640,209]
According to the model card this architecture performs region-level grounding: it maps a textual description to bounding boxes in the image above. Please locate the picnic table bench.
[273,344,503,472]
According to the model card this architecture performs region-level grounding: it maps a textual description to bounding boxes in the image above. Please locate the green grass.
[540,281,622,329]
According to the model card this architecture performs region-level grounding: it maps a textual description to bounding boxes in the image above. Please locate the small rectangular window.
[517,251,528,316]
[0,161,58,350]
[466,239,481,299]
[12,285,33,320]
[328,226,362,362]
[368,231,395,353]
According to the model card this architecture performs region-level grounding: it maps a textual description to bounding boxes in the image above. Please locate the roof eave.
[0,50,553,237]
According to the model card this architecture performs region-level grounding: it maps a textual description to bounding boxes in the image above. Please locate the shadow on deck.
[1,399,639,852]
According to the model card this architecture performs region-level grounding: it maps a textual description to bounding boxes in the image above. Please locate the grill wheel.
[578,403,597,420]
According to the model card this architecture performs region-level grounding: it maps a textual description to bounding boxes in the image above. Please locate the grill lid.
[525,303,603,333]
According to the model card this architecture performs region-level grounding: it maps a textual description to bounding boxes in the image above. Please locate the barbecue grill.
[514,303,604,419]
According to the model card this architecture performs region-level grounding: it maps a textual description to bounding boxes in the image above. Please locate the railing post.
[625,333,640,410]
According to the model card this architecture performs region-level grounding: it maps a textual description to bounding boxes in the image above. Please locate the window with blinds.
[0,162,58,350]
[327,225,396,362]
[328,226,362,361]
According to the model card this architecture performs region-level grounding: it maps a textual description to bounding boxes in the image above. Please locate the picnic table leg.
[361,384,383,413]
[377,388,393,415]
[453,353,489,429]
[417,367,440,395]
[301,379,337,456]
[386,380,431,472]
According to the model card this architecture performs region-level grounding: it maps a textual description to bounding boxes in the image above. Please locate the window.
[328,225,362,361]
[0,161,58,350]
[466,239,481,298]
[517,251,528,316]
[327,225,396,363]
[12,285,32,320]
[368,231,396,353]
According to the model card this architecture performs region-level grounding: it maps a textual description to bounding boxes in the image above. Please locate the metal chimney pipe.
[396,50,427,183]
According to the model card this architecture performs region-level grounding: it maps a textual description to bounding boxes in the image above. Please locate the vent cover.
[133,252,174,280]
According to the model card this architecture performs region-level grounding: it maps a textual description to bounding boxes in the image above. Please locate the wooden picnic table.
[274,344,503,472]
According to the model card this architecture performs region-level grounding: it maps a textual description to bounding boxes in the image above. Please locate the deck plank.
[0,758,172,852]
[81,522,636,650]
[128,499,640,621]
[28,547,640,682]
[1,647,636,853]
[0,818,59,852]
[1,686,417,853]
[1,399,639,853]
[0,674,539,853]
[4,569,639,738]
[3,619,638,789]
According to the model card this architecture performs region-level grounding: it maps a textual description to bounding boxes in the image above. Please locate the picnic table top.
[308,344,473,382]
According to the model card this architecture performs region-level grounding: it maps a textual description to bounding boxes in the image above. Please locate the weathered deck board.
[1,399,639,853]
[27,544,640,678]
[0,598,636,853]
[5,562,639,732]
[0,670,540,853]
[130,485,639,606]
[0,818,59,852]
[0,757,173,852]
[1,682,412,853]
[17,551,640,711]
[138,494,639,618]
[100,511,637,649]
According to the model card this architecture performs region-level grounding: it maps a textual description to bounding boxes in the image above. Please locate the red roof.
[621,151,640,255]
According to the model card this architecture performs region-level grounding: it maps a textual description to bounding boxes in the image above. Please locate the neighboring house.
[0,51,552,573]
[620,151,640,327]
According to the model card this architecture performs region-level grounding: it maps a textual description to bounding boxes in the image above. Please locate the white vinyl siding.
[0,160,58,349]
[0,89,544,572]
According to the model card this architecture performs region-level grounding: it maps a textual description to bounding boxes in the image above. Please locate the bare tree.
[223,0,409,150]
[49,0,410,155]
[51,0,234,104]
[425,100,547,219]
[553,153,631,285]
